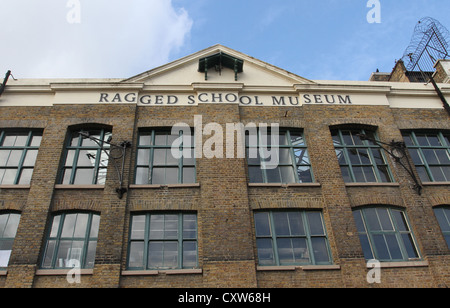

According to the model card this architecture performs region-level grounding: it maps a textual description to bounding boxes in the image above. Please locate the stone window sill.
[345,182,400,187]
[0,270,7,276]
[121,269,203,276]
[367,260,429,269]
[257,265,340,271]
[422,182,450,186]
[54,185,105,190]
[35,269,94,276]
[0,185,31,189]
[248,183,321,188]
[129,183,200,189]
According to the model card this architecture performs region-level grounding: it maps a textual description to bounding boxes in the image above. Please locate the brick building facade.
[0,45,449,288]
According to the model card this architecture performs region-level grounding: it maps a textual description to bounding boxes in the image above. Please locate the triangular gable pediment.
[125,45,315,87]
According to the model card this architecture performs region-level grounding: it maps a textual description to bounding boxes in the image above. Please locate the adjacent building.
[0,45,449,288]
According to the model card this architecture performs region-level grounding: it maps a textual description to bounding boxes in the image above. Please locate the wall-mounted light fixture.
[357,134,423,195]
[79,131,131,199]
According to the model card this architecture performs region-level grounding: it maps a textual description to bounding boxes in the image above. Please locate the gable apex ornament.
[198,52,244,81]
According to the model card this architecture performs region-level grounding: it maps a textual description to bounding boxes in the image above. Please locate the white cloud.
[0,0,193,78]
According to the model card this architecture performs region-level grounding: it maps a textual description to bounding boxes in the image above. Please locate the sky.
[0,0,449,81]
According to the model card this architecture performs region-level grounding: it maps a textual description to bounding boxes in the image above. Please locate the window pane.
[55,240,73,268]
[0,150,10,167]
[277,238,296,264]
[90,215,100,238]
[131,215,146,240]
[73,168,94,185]
[249,166,263,183]
[288,212,305,236]
[97,168,107,185]
[434,208,450,232]
[148,241,178,269]
[85,241,97,268]
[42,240,57,268]
[372,234,390,260]
[278,149,292,164]
[61,168,72,185]
[307,212,325,236]
[377,208,394,231]
[0,215,7,238]
[165,168,179,184]
[416,166,431,182]
[182,167,195,184]
[151,168,165,184]
[64,150,76,167]
[266,167,281,183]
[359,234,374,260]
[377,165,391,183]
[0,240,14,267]
[293,238,310,263]
[183,241,197,268]
[430,166,446,182]
[2,214,20,238]
[135,167,149,185]
[294,149,310,165]
[23,150,38,166]
[164,215,179,240]
[385,234,403,260]
[392,210,408,232]
[139,133,152,146]
[353,210,366,233]
[353,166,366,182]
[6,150,22,167]
[280,166,295,183]
[290,133,304,146]
[254,212,271,237]
[49,215,61,238]
[137,149,150,165]
[256,238,275,265]
[401,234,419,259]
[415,134,429,146]
[1,169,17,185]
[435,149,450,164]
[340,166,352,182]
[61,214,77,238]
[362,166,376,182]
[273,212,290,236]
[183,148,195,166]
[149,215,164,239]
[30,135,42,147]
[154,133,168,146]
[77,150,97,167]
[18,168,33,185]
[365,208,381,231]
[297,166,312,183]
[128,242,144,268]
[183,215,197,239]
[73,214,89,238]
[247,148,260,165]
[311,237,330,263]
[423,149,439,165]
